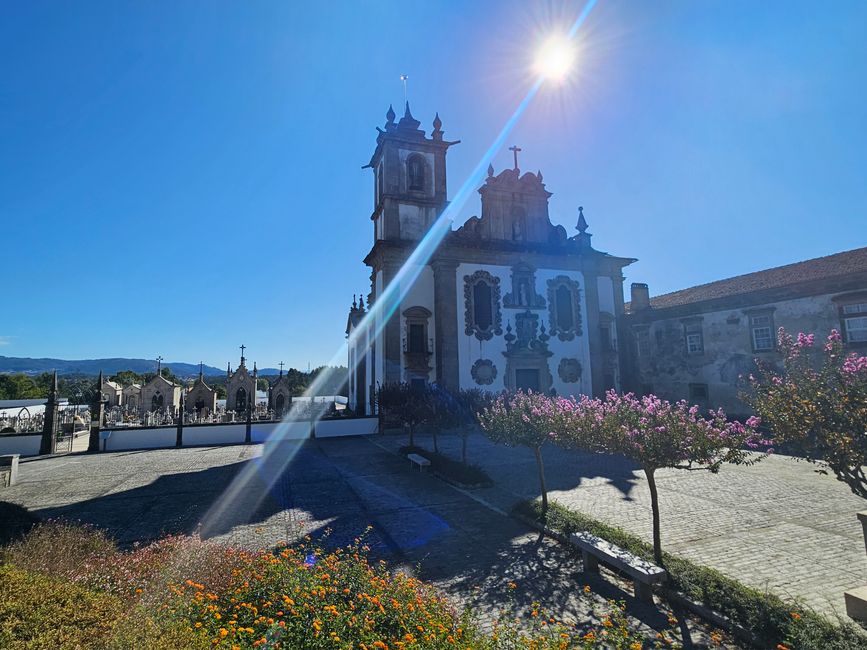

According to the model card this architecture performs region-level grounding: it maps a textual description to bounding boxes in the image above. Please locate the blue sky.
[2,1,866,370]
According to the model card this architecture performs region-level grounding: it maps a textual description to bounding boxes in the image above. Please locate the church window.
[235,387,247,412]
[474,282,492,331]
[151,391,164,411]
[546,276,582,341]
[556,285,574,330]
[407,154,426,192]
[408,323,426,353]
[464,270,503,341]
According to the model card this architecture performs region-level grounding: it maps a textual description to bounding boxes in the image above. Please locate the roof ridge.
[645,246,867,310]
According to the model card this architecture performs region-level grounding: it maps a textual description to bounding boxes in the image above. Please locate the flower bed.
[0,521,660,649]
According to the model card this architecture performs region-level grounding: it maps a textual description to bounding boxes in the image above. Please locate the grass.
[399,445,493,487]
[0,520,666,649]
[515,499,867,650]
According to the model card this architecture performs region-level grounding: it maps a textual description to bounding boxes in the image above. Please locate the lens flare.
[534,35,576,81]
[198,0,600,541]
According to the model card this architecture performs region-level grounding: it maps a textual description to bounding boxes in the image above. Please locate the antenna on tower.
[400,74,409,105]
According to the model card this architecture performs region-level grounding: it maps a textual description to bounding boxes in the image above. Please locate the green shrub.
[0,565,121,649]
[516,499,867,649]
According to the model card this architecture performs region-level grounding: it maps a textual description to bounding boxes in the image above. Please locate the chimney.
[631,283,650,311]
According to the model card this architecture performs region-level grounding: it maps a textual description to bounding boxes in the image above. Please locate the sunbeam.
[198,0,600,538]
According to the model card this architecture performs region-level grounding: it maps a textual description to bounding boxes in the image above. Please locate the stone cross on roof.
[509,144,522,172]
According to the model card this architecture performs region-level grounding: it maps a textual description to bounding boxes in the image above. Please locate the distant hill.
[0,356,224,378]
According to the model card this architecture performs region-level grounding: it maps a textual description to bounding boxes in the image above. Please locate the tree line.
[0,365,348,402]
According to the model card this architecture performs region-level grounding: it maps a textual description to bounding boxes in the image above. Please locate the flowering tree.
[375,382,432,448]
[745,328,867,498]
[477,391,554,516]
[455,388,493,465]
[554,392,768,565]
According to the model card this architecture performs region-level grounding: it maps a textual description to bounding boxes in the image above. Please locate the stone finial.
[386,104,395,124]
[537,170,543,182]
[352,294,357,310]
[199,362,204,379]
[227,362,231,378]
[432,112,442,131]
[487,163,494,178]
[404,101,413,120]
[576,206,588,234]
[358,294,365,310]
[51,369,58,394]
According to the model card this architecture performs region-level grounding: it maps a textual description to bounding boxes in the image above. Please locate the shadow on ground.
[0,435,688,640]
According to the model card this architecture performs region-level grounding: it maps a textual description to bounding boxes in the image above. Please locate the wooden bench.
[570,532,666,604]
[407,453,431,471]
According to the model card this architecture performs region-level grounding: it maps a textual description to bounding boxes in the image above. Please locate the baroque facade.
[346,104,635,413]
[622,247,867,416]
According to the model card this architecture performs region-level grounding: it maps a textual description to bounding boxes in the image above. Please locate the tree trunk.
[533,446,548,519]
[646,466,663,566]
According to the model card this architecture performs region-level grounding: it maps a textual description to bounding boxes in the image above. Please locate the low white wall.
[251,421,311,443]
[104,428,176,451]
[99,416,379,452]
[184,424,246,446]
[0,435,42,457]
[316,418,378,438]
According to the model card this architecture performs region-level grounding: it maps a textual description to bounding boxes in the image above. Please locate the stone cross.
[509,145,522,171]
[156,356,163,374]
[278,361,285,376]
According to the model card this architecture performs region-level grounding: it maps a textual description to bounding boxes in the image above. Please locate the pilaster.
[432,259,460,389]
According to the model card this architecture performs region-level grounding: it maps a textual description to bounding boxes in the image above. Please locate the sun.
[534,35,576,82]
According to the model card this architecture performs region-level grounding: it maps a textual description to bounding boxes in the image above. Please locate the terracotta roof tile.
[647,246,867,310]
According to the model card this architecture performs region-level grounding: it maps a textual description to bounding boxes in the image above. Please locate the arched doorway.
[235,387,247,413]
[275,393,285,417]
[151,391,164,411]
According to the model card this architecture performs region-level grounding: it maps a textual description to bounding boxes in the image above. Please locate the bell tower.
[366,103,458,242]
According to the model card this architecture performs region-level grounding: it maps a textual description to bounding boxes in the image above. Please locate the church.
[346,104,636,414]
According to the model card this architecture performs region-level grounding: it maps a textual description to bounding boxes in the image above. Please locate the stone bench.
[407,453,431,471]
[570,531,667,604]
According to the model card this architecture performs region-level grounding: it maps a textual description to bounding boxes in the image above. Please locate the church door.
[275,394,285,417]
[515,369,540,393]
[235,387,247,412]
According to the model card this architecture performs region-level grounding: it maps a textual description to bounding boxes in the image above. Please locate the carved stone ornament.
[558,358,582,383]
[547,275,583,341]
[471,358,497,386]
[464,270,503,341]
[503,262,546,310]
